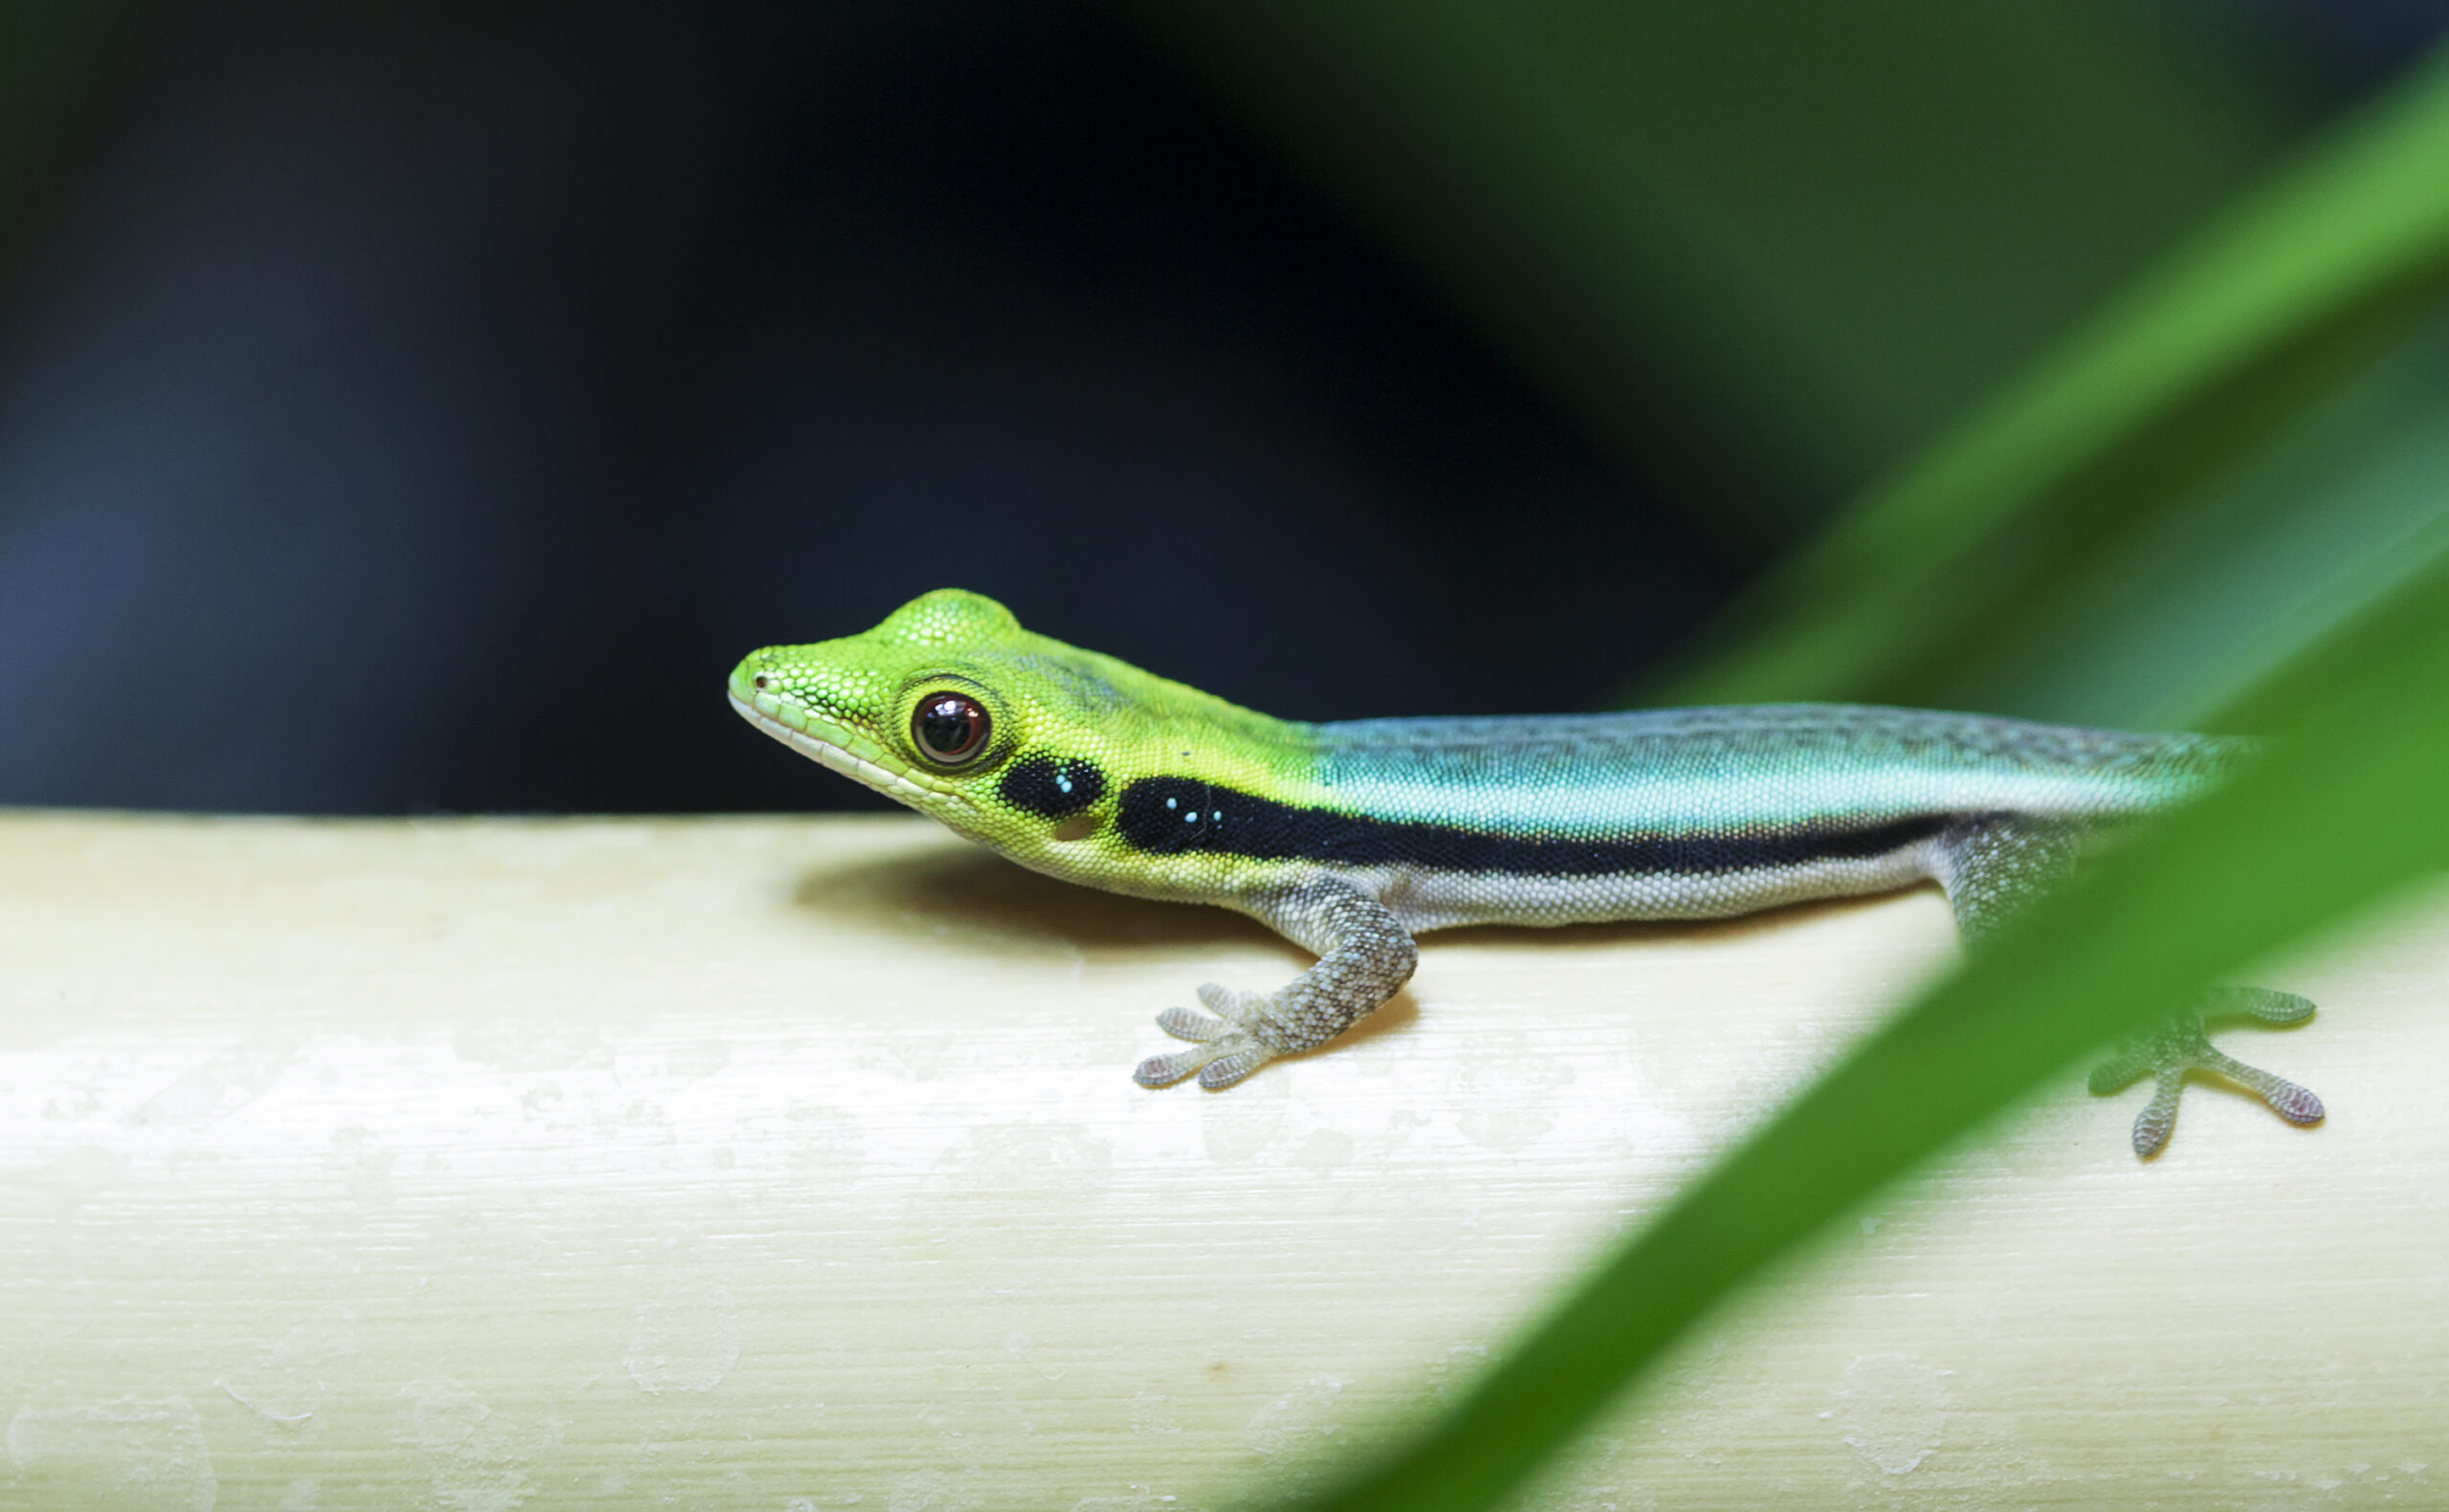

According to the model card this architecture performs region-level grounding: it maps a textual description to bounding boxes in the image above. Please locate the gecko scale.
[730,588,2324,1157]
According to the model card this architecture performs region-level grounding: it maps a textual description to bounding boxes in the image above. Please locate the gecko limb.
[1929,815,2081,948]
[1931,816,2323,1156]
[1134,878,1418,1091]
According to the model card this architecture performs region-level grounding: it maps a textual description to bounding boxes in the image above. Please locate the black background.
[0,1,2430,813]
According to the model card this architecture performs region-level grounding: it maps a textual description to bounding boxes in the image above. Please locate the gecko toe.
[2085,1044,2153,1096]
[1196,981,1272,1019]
[2261,1080,2326,1127]
[1135,1046,1220,1087]
[1154,1005,1230,1042]
[2130,1072,2183,1159]
[1195,1045,1274,1089]
[2209,985,2317,1025]
[2132,1110,2173,1160]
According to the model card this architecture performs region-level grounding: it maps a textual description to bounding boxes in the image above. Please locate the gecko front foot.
[2086,988,2325,1158]
[1132,983,1297,1090]
[1133,881,1417,1093]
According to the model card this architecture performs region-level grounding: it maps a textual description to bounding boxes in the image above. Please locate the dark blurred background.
[0,1,2442,813]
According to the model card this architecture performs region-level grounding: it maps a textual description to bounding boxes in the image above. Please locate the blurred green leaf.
[1967,304,2449,730]
[1650,40,2449,712]
[1112,0,2306,537]
[1289,554,2449,1512]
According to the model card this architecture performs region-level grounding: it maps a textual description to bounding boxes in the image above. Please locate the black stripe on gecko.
[1114,776,1954,876]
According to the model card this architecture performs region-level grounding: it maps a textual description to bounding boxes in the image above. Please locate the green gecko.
[730,588,2324,1157]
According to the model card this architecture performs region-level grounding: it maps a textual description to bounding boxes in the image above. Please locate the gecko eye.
[912,692,991,766]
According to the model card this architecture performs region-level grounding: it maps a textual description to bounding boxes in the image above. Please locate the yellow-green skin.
[727,588,1308,913]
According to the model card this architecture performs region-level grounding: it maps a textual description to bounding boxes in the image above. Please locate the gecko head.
[728,588,1136,847]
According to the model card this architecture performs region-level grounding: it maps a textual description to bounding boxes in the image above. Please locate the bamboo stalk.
[0,811,2437,1510]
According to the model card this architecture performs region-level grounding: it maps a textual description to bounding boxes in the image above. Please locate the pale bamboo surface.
[0,810,2442,1511]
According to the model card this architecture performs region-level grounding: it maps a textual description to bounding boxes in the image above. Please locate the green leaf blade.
[1655,42,2449,710]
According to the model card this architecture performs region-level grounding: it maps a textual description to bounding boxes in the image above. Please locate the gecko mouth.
[726,691,966,810]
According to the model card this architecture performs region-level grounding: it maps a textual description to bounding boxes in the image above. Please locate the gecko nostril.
[753,673,769,690]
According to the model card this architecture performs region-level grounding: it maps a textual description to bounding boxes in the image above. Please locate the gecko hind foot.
[2086,988,2325,1159]
[1132,983,1289,1090]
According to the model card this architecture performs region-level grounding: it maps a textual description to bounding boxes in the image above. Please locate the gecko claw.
[2088,988,2324,1158]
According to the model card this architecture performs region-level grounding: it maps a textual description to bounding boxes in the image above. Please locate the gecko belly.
[1354,837,1946,932]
